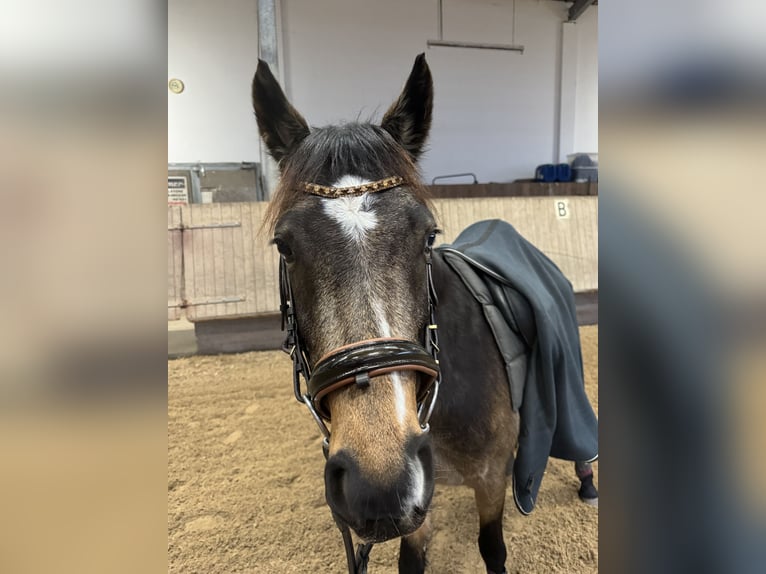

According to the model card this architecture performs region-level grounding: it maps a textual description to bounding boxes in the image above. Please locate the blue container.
[556,163,572,182]
[535,164,557,182]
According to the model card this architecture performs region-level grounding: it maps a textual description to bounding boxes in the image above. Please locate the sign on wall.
[168,176,189,205]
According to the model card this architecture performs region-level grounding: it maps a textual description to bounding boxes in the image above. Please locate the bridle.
[279,254,441,443]
[277,176,442,574]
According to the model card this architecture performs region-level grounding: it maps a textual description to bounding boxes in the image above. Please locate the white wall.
[168,0,261,163]
[168,0,598,182]
[573,6,598,154]
[282,0,579,183]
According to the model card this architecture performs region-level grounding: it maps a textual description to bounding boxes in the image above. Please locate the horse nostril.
[328,464,346,497]
[411,432,434,474]
[324,451,355,519]
[409,433,434,513]
[416,440,431,463]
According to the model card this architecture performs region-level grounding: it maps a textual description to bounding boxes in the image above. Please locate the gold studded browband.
[301,176,406,199]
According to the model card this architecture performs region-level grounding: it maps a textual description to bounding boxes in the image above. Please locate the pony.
[252,53,592,574]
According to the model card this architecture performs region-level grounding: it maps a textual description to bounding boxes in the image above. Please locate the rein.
[278,176,441,574]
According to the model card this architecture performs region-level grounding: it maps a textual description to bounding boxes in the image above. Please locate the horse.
[252,53,595,574]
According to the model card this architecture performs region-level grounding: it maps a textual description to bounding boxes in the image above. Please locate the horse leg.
[474,475,508,574]
[398,515,431,574]
[575,460,598,506]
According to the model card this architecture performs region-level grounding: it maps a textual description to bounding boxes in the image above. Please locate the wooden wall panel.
[427,181,598,198]
[169,196,597,322]
[432,197,598,292]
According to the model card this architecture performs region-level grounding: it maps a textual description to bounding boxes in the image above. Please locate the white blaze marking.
[324,176,408,427]
[333,175,371,189]
[372,299,408,427]
[403,460,425,511]
[371,299,391,337]
[391,372,408,427]
[321,176,377,243]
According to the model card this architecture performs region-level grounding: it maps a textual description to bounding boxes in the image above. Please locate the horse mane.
[262,122,432,234]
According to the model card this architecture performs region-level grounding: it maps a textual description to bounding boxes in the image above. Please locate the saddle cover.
[436,219,598,514]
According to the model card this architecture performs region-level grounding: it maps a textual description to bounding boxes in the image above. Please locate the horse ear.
[381,53,433,161]
[252,60,310,165]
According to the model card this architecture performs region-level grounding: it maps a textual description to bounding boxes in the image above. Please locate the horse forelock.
[262,122,431,234]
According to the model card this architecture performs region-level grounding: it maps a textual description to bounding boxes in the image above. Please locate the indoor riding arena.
[168,326,597,573]
[169,1,599,572]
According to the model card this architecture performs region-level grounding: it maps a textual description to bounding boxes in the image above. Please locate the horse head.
[252,54,439,543]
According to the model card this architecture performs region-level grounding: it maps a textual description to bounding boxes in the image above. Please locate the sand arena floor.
[168,326,598,573]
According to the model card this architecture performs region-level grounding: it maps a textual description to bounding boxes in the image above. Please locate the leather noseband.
[279,252,441,440]
[308,338,439,420]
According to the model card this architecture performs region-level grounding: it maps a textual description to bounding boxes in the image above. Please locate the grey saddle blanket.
[436,219,598,514]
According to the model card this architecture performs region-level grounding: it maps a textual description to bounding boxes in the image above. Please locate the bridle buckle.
[355,372,371,388]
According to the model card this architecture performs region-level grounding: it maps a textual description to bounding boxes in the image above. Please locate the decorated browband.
[301,176,406,199]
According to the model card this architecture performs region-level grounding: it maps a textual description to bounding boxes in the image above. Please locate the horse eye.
[273,238,293,258]
[426,231,437,248]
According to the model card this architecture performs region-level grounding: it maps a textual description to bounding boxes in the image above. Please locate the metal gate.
[167,202,281,321]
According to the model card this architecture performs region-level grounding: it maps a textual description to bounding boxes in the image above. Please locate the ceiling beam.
[568,0,596,22]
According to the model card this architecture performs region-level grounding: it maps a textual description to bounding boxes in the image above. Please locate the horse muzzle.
[324,432,435,542]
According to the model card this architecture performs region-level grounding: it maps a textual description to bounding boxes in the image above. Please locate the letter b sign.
[555,199,570,220]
